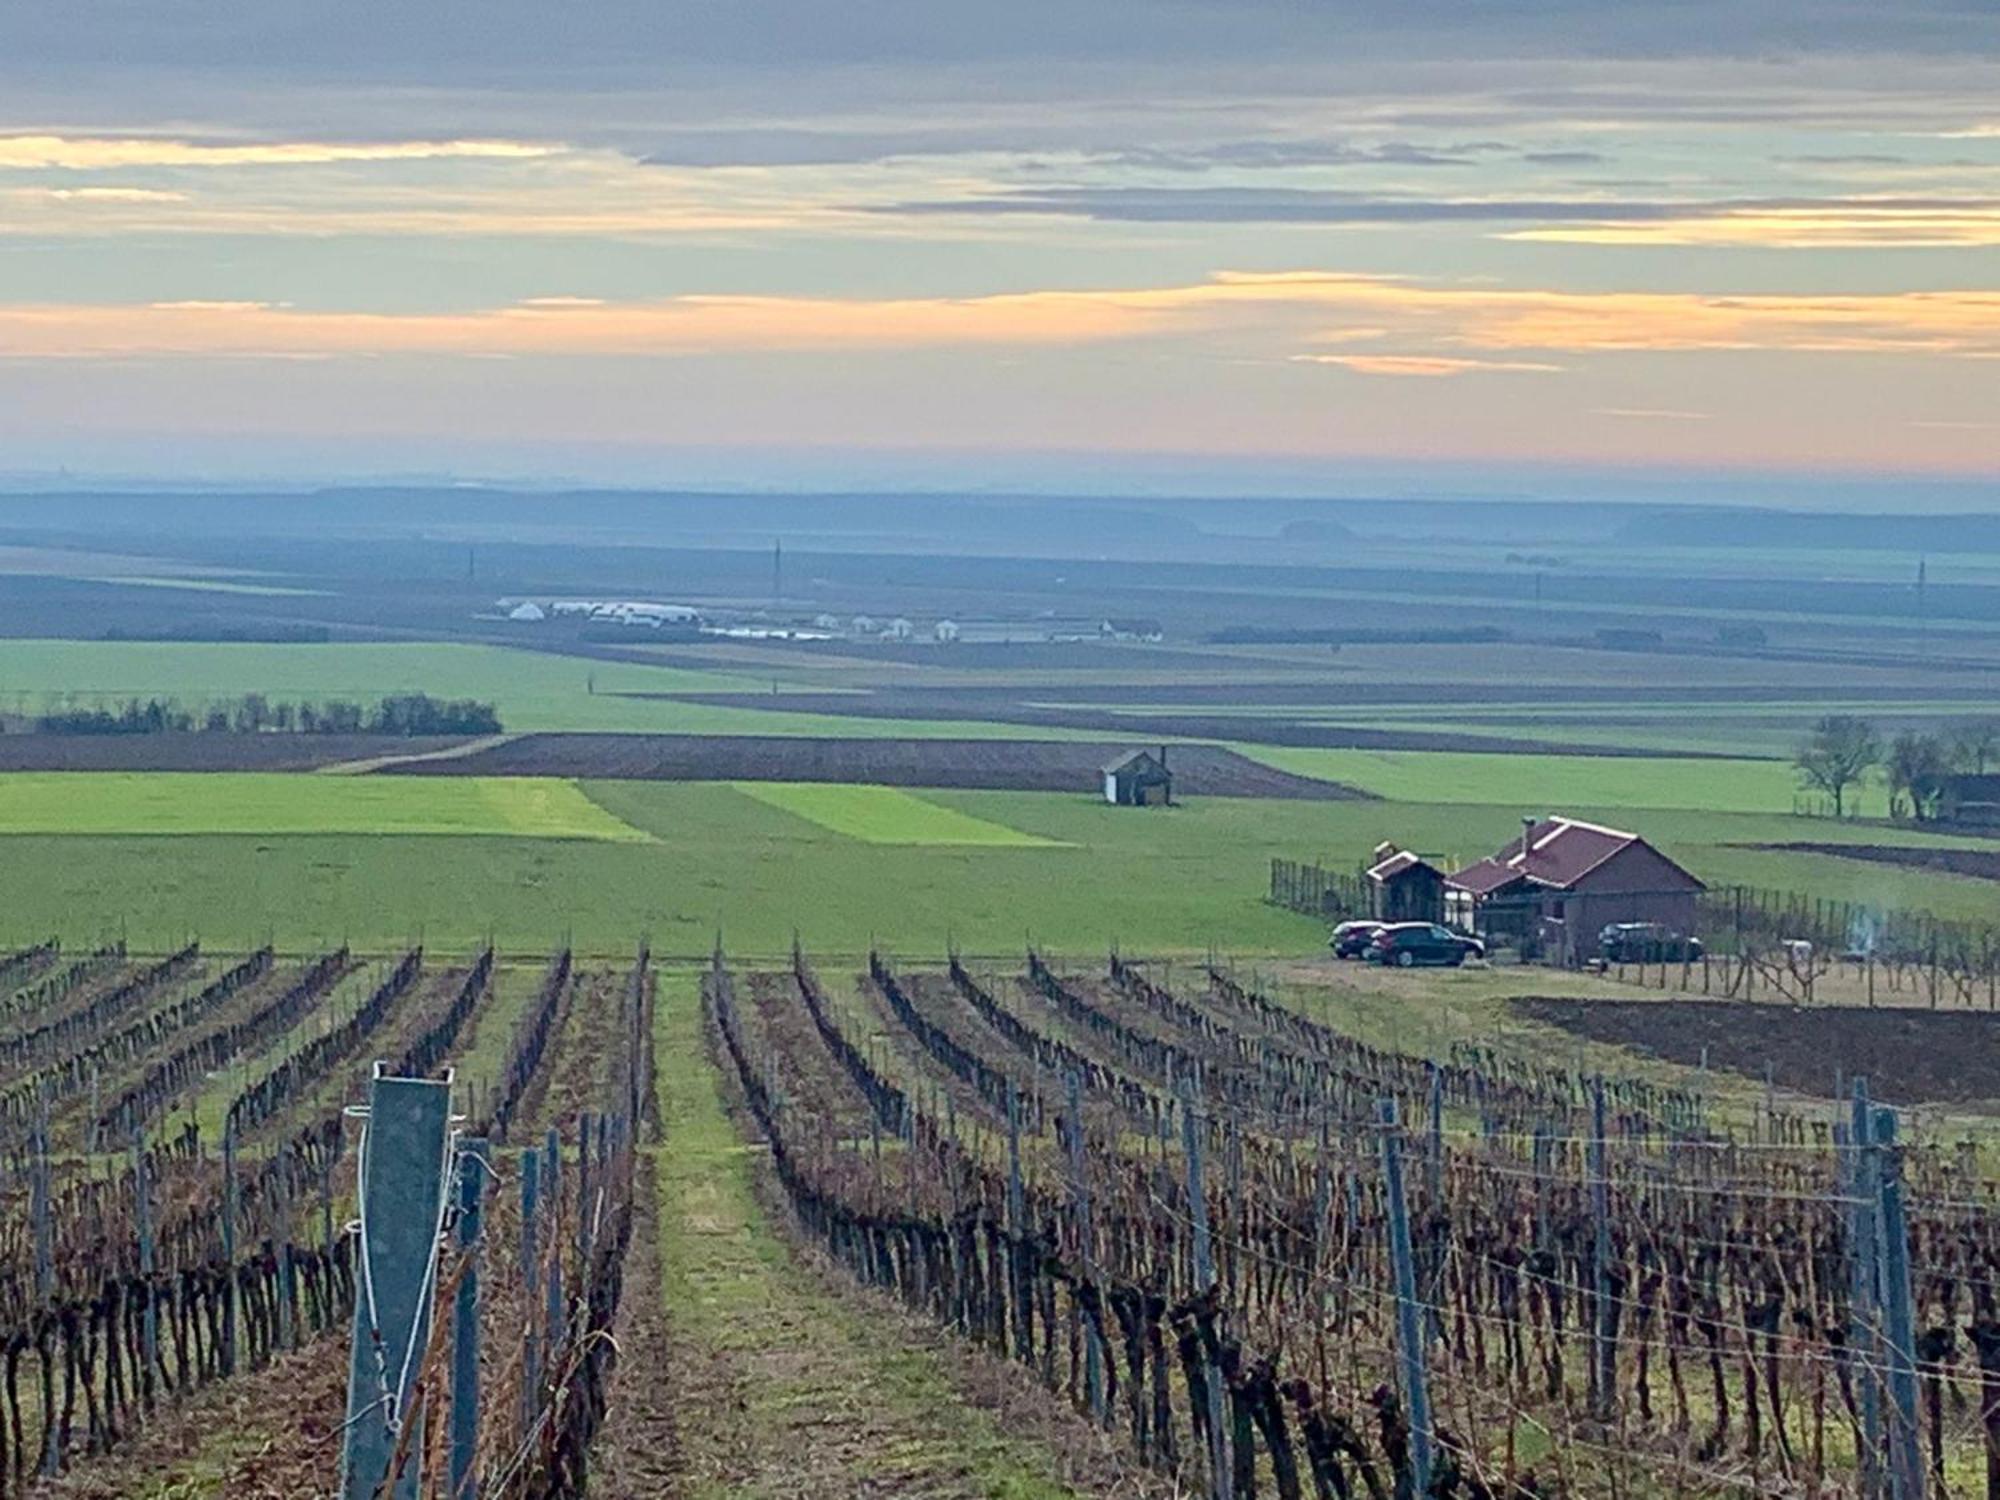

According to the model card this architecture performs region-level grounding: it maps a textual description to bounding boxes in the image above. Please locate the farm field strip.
[0,771,651,840]
[711,942,2000,1498]
[733,780,1072,846]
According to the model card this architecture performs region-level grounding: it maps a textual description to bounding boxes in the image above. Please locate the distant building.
[934,619,962,643]
[813,613,842,632]
[1446,816,1704,964]
[851,615,878,635]
[505,601,547,622]
[884,618,916,641]
[1939,774,2000,831]
[1103,748,1173,807]
[1365,844,1446,924]
[1100,617,1166,643]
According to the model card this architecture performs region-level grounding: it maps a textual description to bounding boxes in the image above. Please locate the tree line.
[1793,713,1998,819]
[31,691,503,737]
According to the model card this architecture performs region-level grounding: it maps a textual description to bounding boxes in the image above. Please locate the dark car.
[1598,923,1702,964]
[1368,922,1486,968]
[1329,920,1385,959]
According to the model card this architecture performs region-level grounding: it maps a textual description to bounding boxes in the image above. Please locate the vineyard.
[706,943,2000,1499]
[0,936,654,1499]
[2,924,1996,1498]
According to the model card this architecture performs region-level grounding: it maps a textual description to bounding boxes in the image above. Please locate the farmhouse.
[1446,816,1704,963]
[1103,748,1173,806]
[1365,844,1446,924]
[1938,773,2000,831]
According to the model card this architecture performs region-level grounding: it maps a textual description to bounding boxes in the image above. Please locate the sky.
[2,1,1998,496]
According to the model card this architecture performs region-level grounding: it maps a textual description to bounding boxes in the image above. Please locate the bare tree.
[1795,714,1880,818]
[1887,730,1951,821]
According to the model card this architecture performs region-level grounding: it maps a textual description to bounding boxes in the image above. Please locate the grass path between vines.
[646,970,1109,1500]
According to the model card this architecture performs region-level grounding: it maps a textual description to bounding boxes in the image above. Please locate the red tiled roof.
[1445,856,1525,896]
[1459,816,1702,892]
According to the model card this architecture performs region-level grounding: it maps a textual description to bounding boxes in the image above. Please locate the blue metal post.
[450,1138,487,1500]
[542,1128,563,1377]
[1378,1097,1434,1499]
[222,1123,239,1373]
[1179,1080,1230,1500]
[1006,1081,1028,1362]
[340,1066,453,1500]
[519,1146,541,1431]
[1872,1106,1925,1500]
[1589,1077,1614,1420]
[1849,1081,1883,1497]
[33,1096,55,1475]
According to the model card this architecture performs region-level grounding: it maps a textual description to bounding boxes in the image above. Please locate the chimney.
[1158,744,1168,769]
[1521,815,1535,866]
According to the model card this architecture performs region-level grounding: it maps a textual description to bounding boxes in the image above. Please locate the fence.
[1271,857,2000,1006]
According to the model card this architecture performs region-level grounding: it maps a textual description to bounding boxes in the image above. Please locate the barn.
[1103,748,1173,807]
[1365,844,1446,924]
[1939,774,2000,831]
[1446,815,1704,964]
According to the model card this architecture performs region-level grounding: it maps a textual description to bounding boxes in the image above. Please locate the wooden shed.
[1365,845,1446,923]
[1103,748,1174,807]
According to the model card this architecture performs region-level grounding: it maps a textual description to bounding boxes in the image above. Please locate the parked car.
[1598,923,1703,964]
[1368,923,1486,968]
[1328,920,1385,959]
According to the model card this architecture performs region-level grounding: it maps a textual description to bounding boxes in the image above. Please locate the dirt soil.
[1511,995,2000,1108]
[0,733,466,771]
[629,689,1725,757]
[27,1332,348,1500]
[1744,841,2000,882]
[377,732,1370,797]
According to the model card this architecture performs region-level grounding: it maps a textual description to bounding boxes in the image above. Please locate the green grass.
[1244,745,1855,815]
[732,782,1067,846]
[652,969,1093,1498]
[2,773,1994,956]
[0,772,649,840]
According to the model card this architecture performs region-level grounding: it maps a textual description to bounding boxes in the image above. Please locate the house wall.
[1375,869,1445,923]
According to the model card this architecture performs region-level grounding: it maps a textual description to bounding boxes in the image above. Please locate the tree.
[1795,714,1880,818]
[1950,717,2000,775]
[1887,730,1951,822]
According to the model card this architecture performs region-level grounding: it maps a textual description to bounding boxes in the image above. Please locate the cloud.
[874,186,2000,246]
[1293,353,1564,376]
[6,271,1999,363]
[2,186,187,203]
[0,134,555,170]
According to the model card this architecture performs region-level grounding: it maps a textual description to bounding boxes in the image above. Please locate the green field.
[1,773,1993,957]
[734,782,1066,846]
[0,771,649,840]
[1242,745,1852,815]
[0,639,1115,741]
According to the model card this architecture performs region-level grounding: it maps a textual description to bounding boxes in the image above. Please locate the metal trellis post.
[451,1137,487,1500]
[1849,1080,1884,1498]
[1378,1097,1434,1500]
[339,1066,453,1500]
[519,1142,541,1433]
[1872,1106,1925,1500]
[1180,1079,1232,1500]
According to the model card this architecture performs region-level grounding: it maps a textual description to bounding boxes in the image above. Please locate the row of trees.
[34,692,503,737]
[1793,713,1998,819]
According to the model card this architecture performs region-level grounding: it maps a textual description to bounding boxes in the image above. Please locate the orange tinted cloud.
[0,134,554,169]
[1505,202,2000,248]
[2,273,1997,361]
[1291,353,1564,376]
